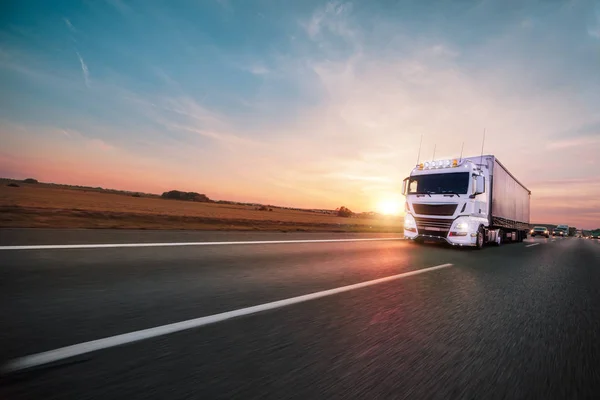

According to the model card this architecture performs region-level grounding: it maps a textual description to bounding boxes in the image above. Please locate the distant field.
[0,181,403,232]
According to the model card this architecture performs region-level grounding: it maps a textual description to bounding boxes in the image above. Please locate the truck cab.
[402,158,488,247]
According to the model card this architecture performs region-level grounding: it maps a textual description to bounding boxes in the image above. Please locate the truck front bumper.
[405,230,478,247]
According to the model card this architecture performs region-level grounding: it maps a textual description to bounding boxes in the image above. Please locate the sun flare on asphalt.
[377,198,401,215]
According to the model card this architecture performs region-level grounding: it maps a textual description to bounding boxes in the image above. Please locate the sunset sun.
[377,198,401,215]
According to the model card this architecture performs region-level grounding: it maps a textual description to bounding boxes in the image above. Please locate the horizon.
[1,0,599,229]
[4,176,598,230]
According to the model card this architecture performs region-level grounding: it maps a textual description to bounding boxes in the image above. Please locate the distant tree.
[161,190,211,202]
[23,178,38,184]
[336,206,353,218]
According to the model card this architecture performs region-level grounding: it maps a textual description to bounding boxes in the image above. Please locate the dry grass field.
[0,181,403,232]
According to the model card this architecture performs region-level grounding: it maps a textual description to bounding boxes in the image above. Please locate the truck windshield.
[408,172,470,195]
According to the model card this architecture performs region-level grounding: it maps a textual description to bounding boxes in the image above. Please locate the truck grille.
[413,203,457,216]
[415,217,453,236]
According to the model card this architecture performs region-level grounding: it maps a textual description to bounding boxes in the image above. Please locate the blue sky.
[1,0,599,227]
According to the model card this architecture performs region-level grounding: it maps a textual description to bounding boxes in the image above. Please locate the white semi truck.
[402,155,531,249]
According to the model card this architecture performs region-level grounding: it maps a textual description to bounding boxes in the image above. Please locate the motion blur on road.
[1,230,599,399]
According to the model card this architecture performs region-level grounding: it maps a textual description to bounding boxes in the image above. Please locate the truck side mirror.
[402,178,409,196]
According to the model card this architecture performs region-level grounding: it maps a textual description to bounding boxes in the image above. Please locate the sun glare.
[377,198,401,215]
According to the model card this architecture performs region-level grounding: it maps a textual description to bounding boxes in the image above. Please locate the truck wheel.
[476,226,484,250]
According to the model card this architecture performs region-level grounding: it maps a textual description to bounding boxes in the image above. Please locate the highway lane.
[0,229,404,246]
[1,232,599,399]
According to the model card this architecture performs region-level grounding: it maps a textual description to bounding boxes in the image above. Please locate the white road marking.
[1,263,452,373]
[525,243,540,248]
[0,237,405,251]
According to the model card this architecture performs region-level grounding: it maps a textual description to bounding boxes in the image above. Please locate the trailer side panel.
[490,158,531,230]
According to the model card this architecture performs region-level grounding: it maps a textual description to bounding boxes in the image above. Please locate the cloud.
[105,0,130,14]
[88,138,114,151]
[75,52,90,87]
[246,64,270,75]
[587,5,600,39]
[520,18,534,29]
[546,135,600,150]
[303,1,356,41]
[56,128,80,138]
[50,127,115,151]
[427,44,460,58]
[217,0,232,10]
[324,173,393,183]
[124,94,261,148]
[63,18,76,32]
[162,96,228,129]
[530,177,600,187]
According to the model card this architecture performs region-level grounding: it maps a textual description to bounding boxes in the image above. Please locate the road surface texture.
[1,230,599,399]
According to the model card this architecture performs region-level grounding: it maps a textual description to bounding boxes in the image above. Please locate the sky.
[0,0,599,228]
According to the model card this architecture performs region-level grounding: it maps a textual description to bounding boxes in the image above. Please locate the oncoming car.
[530,226,550,238]
[553,225,569,237]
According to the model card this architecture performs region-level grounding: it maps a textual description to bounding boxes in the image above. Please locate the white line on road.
[0,237,405,251]
[1,263,452,373]
[525,243,540,248]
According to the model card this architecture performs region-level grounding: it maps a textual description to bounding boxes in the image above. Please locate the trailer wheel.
[476,226,484,250]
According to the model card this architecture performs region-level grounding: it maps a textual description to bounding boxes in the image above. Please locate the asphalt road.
[1,230,599,399]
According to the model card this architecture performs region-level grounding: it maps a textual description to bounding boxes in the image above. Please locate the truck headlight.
[455,222,468,231]
[404,214,417,232]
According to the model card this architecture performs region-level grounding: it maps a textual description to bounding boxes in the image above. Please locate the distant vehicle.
[591,233,600,240]
[530,226,550,238]
[553,225,569,237]
[402,155,531,249]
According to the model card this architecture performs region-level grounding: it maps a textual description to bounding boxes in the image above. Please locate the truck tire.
[476,226,485,250]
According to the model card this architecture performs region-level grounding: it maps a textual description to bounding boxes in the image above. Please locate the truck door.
[473,174,488,218]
